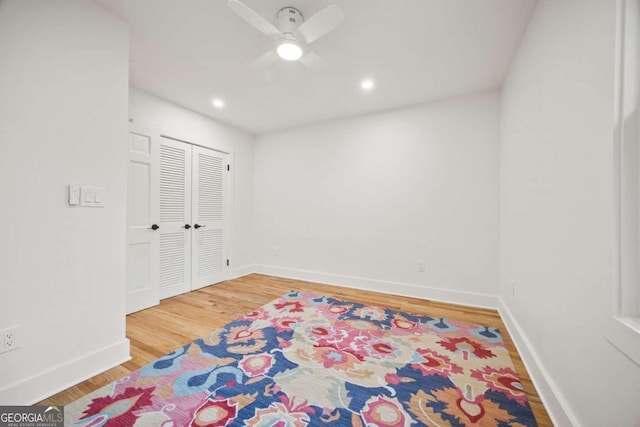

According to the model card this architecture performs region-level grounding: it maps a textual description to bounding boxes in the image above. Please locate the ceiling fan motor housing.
[277,7,303,34]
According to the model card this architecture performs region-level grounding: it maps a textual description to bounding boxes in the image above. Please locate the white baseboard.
[0,339,131,405]
[498,299,579,427]
[252,265,499,309]
[230,265,255,280]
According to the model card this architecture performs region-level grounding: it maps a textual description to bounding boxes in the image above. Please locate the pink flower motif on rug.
[238,353,275,377]
[189,397,237,426]
[79,386,154,426]
[364,339,400,360]
[304,324,348,344]
[241,308,269,321]
[384,372,404,385]
[270,315,301,332]
[438,336,496,360]
[412,348,463,377]
[274,300,304,313]
[311,346,361,370]
[320,303,352,317]
[391,315,418,333]
[360,396,412,427]
[225,325,262,344]
[244,402,310,426]
[471,366,528,406]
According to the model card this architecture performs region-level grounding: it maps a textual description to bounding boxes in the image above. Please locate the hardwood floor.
[40,273,552,426]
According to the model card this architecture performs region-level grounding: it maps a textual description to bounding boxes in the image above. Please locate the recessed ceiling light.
[212,98,225,108]
[361,79,374,91]
[277,40,303,61]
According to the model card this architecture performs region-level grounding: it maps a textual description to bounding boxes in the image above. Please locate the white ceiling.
[93,0,538,135]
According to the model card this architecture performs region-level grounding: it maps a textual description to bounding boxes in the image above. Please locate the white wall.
[129,88,254,274]
[0,0,130,403]
[254,91,500,306]
[500,0,640,425]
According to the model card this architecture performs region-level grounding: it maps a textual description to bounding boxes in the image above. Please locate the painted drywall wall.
[0,0,129,403]
[128,88,254,274]
[500,0,640,425]
[254,91,500,306]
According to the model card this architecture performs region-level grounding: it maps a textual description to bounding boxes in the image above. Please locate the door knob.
[148,224,159,230]
[183,224,191,229]
[194,224,206,229]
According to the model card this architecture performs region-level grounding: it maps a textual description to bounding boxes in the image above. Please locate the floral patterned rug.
[65,291,537,426]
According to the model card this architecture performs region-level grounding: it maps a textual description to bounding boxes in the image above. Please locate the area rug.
[65,291,537,426]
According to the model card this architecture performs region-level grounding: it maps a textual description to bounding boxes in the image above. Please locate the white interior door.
[191,146,230,290]
[126,127,160,314]
[158,137,192,299]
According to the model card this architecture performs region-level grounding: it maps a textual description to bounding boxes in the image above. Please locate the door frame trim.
[161,134,230,155]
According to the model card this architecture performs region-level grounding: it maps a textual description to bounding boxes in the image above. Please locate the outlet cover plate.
[1,325,20,354]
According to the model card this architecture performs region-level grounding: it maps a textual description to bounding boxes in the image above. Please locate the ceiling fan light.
[361,79,374,90]
[277,40,303,61]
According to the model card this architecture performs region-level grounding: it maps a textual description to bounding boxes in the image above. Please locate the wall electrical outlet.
[1,326,20,354]
[417,259,425,272]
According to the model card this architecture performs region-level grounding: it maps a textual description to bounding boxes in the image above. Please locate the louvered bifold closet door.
[191,145,229,290]
[158,137,192,299]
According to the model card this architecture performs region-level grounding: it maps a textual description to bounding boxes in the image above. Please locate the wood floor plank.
[39,273,552,426]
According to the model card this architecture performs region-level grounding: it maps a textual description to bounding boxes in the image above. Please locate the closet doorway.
[126,127,230,314]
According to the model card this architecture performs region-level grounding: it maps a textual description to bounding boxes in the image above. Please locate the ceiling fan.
[227,0,344,67]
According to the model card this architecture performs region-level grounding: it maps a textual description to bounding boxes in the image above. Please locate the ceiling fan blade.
[250,50,278,70]
[227,0,281,38]
[294,5,344,44]
[300,51,327,71]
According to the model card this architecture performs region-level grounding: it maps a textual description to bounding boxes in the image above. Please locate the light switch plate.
[68,184,80,205]
[80,187,105,208]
